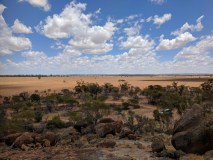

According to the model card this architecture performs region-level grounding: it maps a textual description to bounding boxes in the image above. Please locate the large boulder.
[43,131,56,146]
[12,132,34,148]
[98,118,115,123]
[43,139,51,147]
[119,127,134,139]
[97,140,116,148]
[70,133,80,143]
[95,121,122,138]
[74,121,88,133]
[3,133,22,146]
[4,131,58,148]
[81,125,95,135]
[172,104,213,154]
[151,138,165,153]
[34,134,43,143]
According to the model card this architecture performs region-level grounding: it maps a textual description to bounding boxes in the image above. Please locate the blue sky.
[0,0,213,74]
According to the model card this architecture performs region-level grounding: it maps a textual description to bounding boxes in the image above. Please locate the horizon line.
[0,73,213,77]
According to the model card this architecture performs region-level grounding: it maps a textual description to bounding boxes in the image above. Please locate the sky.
[0,0,213,75]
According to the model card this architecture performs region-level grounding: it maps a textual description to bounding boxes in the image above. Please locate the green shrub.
[153,110,160,121]
[61,89,71,95]
[87,83,102,98]
[19,92,29,101]
[74,81,102,98]
[30,94,40,102]
[46,116,66,129]
[12,110,35,122]
[0,106,6,124]
[135,115,155,134]
[102,83,114,95]
[34,110,42,122]
[46,103,53,112]
[201,80,213,102]
[122,102,130,110]
[82,100,110,112]
[3,97,10,104]
[57,94,79,106]
[120,81,130,93]
[142,85,164,105]
[81,100,111,124]
[0,119,25,133]
[127,111,135,130]
[128,96,139,105]
[68,111,82,121]
[96,95,108,101]
[142,84,192,114]
[12,95,22,103]
[153,109,173,131]
[111,87,121,100]
[12,102,25,112]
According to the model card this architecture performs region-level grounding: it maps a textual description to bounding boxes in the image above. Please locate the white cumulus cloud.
[22,51,47,60]
[36,1,91,39]
[175,34,213,60]
[172,15,204,36]
[159,35,213,74]
[157,32,196,51]
[0,4,6,14]
[18,0,51,11]
[123,25,141,36]
[147,13,172,27]
[69,22,116,54]
[12,19,32,34]
[37,1,116,54]
[150,0,166,5]
[121,35,155,52]
[0,4,31,56]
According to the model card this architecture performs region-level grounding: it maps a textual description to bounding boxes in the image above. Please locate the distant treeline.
[0,74,212,77]
[0,75,65,77]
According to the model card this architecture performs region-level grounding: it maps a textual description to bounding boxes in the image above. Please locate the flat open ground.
[0,75,212,97]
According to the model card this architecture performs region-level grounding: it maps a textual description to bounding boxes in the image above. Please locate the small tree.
[120,81,130,93]
[12,95,22,103]
[153,110,160,121]
[0,106,6,124]
[103,83,114,96]
[34,110,42,122]
[201,80,213,102]
[13,102,24,113]
[87,83,102,98]
[3,97,10,104]
[19,92,29,101]
[30,94,40,103]
[81,100,110,125]
[46,103,53,112]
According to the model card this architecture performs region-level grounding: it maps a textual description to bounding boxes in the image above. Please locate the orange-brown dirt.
[0,75,211,97]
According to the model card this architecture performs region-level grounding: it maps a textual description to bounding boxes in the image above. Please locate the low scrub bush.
[46,115,66,129]
[30,93,40,102]
[122,102,130,110]
[0,119,25,133]
[12,110,35,122]
[34,110,42,122]
[68,111,82,122]
[81,100,111,124]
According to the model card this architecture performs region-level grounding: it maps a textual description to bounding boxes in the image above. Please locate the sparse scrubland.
[0,79,213,159]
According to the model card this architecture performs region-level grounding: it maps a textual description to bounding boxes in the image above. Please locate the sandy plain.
[0,75,212,97]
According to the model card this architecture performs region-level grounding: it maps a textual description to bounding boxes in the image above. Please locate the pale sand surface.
[0,76,212,97]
